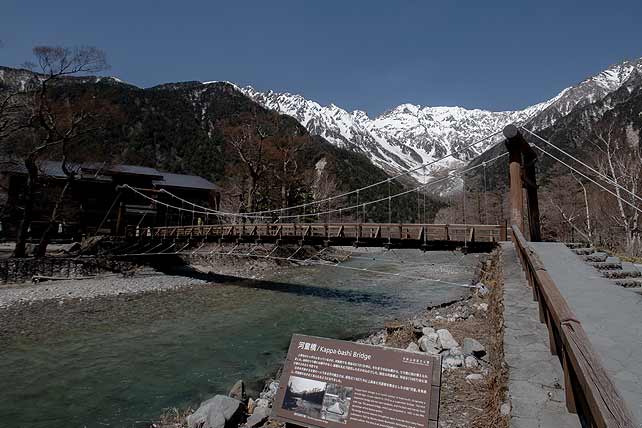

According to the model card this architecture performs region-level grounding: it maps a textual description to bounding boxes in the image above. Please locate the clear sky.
[2,0,641,116]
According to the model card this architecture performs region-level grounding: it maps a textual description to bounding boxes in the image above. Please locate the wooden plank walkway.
[530,242,642,425]
[502,242,581,428]
[124,223,505,251]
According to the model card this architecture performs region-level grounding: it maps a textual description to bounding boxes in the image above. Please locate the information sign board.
[273,334,441,428]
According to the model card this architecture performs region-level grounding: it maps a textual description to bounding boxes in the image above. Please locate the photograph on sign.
[274,334,441,428]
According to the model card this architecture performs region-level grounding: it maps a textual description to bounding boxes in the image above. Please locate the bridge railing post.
[503,124,541,241]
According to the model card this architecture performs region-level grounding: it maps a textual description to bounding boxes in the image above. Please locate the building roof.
[153,172,218,191]
[83,163,163,178]
[1,160,218,192]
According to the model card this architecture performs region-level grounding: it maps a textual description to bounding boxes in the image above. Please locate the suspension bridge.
[87,123,642,427]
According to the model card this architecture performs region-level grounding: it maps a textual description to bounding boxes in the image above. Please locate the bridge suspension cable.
[122,151,509,221]
[529,140,642,216]
[522,127,642,206]
[147,129,505,219]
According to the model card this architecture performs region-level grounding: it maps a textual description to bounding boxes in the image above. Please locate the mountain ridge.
[230,58,642,180]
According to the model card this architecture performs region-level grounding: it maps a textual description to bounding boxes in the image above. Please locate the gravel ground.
[0,268,208,308]
[0,243,310,308]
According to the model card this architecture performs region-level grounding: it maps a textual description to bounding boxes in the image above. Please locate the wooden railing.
[125,222,507,243]
[511,225,637,427]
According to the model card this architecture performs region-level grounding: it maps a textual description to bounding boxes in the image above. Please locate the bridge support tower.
[503,124,541,242]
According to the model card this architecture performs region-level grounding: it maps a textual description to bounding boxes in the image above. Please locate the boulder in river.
[187,395,244,428]
[228,379,245,401]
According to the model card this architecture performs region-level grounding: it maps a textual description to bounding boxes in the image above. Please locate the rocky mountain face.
[238,58,642,182]
[0,67,437,221]
[466,59,642,194]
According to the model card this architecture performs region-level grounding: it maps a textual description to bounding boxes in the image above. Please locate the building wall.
[0,173,219,241]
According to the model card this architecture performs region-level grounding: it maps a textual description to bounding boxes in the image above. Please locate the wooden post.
[504,124,541,241]
[523,156,542,242]
[115,202,125,236]
[504,125,525,233]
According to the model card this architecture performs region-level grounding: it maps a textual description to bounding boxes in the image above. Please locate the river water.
[0,249,481,428]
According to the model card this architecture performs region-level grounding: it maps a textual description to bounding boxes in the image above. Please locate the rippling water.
[0,249,481,428]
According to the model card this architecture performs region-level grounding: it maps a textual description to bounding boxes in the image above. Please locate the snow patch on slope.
[200,58,642,185]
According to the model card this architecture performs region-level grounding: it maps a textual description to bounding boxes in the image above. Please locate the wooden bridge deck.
[125,223,506,251]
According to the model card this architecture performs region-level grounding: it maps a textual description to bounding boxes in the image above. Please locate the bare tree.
[571,172,593,243]
[223,121,271,214]
[590,123,642,254]
[539,170,593,244]
[269,134,307,209]
[9,46,109,257]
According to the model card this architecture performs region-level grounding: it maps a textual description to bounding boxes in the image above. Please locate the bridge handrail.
[510,225,636,427]
[123,223,506,242]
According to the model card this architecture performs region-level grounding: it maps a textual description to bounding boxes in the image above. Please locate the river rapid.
[0,249,482,428]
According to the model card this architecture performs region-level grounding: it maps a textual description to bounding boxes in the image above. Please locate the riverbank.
[0,247,486,427]
[159,248,506,428]
[0,243,335,308]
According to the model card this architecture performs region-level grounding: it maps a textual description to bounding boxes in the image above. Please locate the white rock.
[476,282,489,295]
[442,355,464,369]
[465,356,479,368]
[421,326,435,336]
[406,342,421,353]
[466,373,484,382]
[500,402,511,416]
[259,381,279,401]
[186,395,243,428]
[478,303,488,311]
[437,329,459,350]
[255,398,270,408]
[463,338,486,358]
[246,406,271,428]
[418,333,441,355]
[449,346,463,356]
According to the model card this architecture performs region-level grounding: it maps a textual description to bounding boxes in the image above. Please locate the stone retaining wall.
[0,257,134,283]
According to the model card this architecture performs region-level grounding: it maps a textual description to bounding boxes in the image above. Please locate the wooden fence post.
[504,124,541,241]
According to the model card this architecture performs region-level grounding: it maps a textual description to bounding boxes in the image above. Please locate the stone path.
[501,242,580,428]
[530,242,642,424]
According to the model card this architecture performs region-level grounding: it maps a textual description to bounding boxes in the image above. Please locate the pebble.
[465,373,484,382]
[465,356,479,368]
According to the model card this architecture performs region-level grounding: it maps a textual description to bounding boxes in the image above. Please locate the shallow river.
[0,249,481,428]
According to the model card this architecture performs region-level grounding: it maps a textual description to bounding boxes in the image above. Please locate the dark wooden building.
[0,161,220,241]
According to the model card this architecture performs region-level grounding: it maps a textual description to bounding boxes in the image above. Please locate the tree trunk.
[35,179,72,257]
[247,174,257,215]
[13,157,39,258]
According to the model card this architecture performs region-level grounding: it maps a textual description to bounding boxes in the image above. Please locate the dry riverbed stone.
[187,395,244,428]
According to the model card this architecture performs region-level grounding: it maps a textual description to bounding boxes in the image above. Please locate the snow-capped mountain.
[233,58,642,181]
